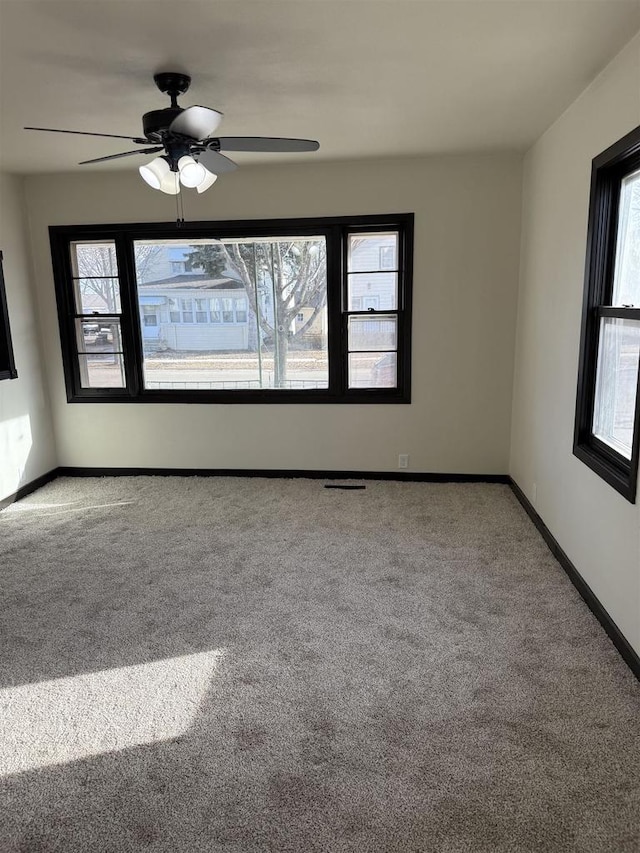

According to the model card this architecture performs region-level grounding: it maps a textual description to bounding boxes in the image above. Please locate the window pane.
[348,273,397,311]
[70,241,118,278]
[348,233,398,272]
[593,318,640,459]
[348,315,397,351]
[78,353,126,388]
[76,319,123,353]
[73,278,121,314]
[133,237,328,390]
[612,169,640,307]
[348,352,397,389]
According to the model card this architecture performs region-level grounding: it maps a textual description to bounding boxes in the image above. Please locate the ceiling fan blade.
[169,106,223,141]
[25,126,148,144]
[79,147,163,165]
[195,149,238,175]
[215,137,320,153]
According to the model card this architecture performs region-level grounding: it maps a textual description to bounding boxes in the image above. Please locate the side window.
[0,251,18,381]
[574,125,640,501]
[346,231,401,389]
[68,241,125,390]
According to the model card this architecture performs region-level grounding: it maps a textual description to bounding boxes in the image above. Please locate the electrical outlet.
[398,454,409,469]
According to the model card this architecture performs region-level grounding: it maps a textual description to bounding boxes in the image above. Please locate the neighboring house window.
[0,251,18,381]
[379,245,395,270]
[195,299,208,323]
[362,296,380,310]
[221,298,234,323]
[574,124,640,501]
[167,298,249,325]
[50,214,413,403]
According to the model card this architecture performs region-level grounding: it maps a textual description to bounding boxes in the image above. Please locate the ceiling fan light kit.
[25,72,320,196]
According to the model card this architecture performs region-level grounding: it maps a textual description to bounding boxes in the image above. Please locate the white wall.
[0,174,56,500]
[511,34,640,654]
[24,154,522,474]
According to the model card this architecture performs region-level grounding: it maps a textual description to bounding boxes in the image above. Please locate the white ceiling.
[1,0,639,174]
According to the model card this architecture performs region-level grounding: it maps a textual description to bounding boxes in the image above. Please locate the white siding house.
[138,274,249,352]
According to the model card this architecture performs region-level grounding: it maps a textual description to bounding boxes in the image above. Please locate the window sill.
[573,440,636,502]
[66,388,411,405]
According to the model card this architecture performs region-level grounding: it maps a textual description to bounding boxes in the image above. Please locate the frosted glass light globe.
[178,155,206,188]
[139,156,171,190]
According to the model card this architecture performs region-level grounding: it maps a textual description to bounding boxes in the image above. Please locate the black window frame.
[50,213,413,405]
[0,251,18,382]
[574,124,640,502]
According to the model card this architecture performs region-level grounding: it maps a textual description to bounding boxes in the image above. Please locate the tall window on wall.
[68,241,126,390]
[50,214,413,404]
[0,251,18,382]
[574,124,640,501]
[346,231,401,389]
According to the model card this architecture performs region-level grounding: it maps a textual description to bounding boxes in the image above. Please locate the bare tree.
[188,240,327,385]
[74,243,162,313]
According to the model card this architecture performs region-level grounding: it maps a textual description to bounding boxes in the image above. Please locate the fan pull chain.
[174,184,185,227]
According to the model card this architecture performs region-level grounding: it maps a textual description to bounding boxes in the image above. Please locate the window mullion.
[115,233,142,396]
[598,306,640,320]
[326,225,344,394]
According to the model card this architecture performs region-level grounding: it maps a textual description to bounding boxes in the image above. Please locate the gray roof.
[138,273,243,291]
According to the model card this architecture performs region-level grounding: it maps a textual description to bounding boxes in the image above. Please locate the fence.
[145,378,328,390]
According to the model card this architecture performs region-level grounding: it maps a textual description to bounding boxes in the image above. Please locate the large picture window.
[50,214,413,403]
[574,125,640,501]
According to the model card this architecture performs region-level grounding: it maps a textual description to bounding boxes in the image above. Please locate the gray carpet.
[0,476,638,852]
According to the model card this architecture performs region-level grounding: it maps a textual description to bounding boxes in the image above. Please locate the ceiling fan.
[24,72,320,195]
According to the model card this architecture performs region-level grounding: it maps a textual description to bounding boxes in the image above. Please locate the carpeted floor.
[0,476,638,852]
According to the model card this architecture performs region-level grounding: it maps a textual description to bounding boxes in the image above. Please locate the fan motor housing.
[142,108,183,142]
